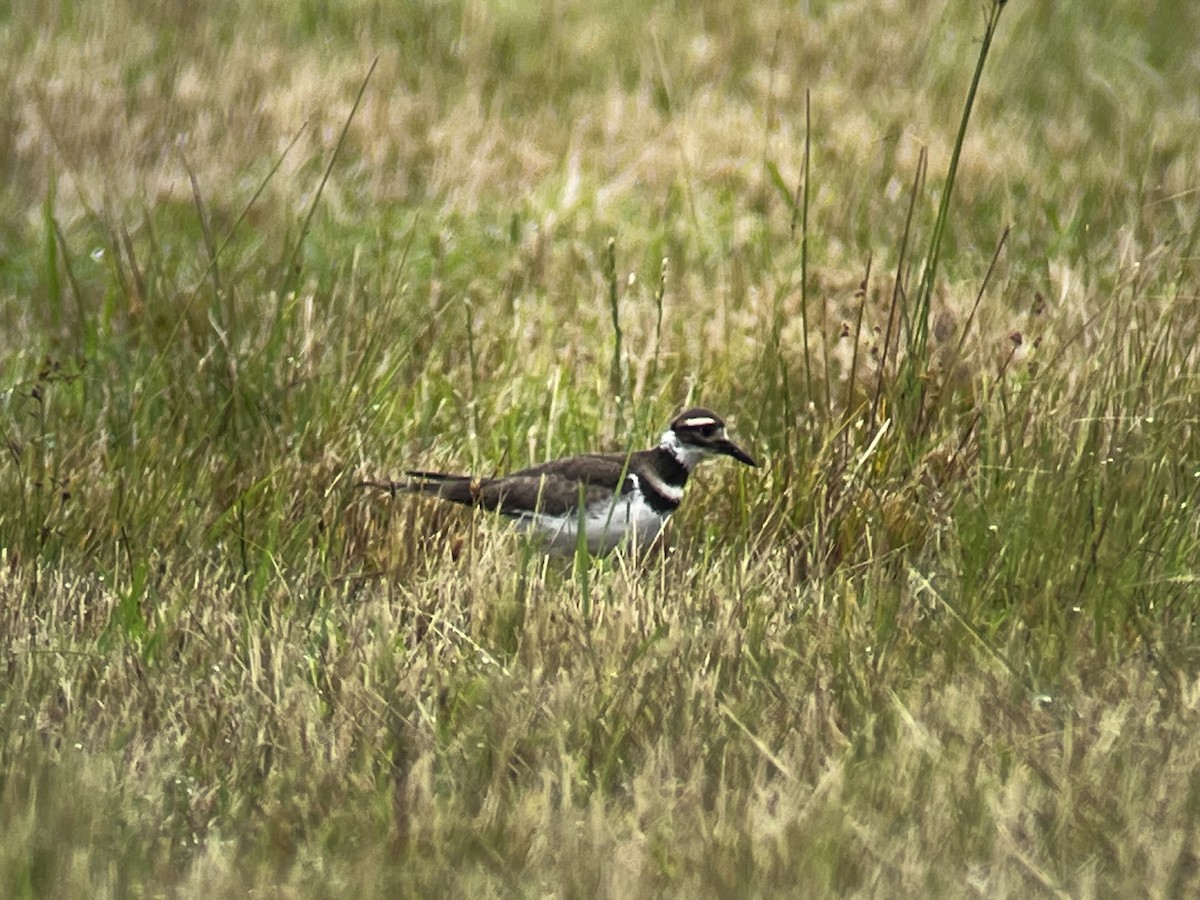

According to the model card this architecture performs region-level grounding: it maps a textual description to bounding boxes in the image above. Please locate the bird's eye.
[697,424,719,439]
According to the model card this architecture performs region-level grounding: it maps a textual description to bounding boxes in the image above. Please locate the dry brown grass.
[4,1,1200,897]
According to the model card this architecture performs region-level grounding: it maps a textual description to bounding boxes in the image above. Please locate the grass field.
[3,1,1200,896]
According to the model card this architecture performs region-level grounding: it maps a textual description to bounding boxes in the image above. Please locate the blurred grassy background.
[3,1,1200,896]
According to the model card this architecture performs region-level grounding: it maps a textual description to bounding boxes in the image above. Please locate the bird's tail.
[358,471,478,505]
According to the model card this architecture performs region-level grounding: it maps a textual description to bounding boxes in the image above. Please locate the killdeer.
[365,407,758,556]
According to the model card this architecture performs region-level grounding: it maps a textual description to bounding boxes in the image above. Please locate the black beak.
[716,438,759,467]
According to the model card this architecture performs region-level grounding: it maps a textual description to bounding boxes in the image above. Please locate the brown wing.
[475,453,637,518]
[401,452,645,518]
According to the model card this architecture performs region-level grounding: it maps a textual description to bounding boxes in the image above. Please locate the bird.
[363,407,759,556]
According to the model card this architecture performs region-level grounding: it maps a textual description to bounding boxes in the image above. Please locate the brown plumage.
[362,407,758,555]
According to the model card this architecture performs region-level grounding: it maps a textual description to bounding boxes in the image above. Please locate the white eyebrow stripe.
[680,416,718,428]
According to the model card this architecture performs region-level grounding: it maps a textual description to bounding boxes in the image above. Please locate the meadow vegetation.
[3,0,1200,896]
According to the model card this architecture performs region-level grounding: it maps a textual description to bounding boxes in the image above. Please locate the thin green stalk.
[871,148,925,431]
[42,170,61,331]
[943,226,1010,381]
[651,255,667,385]
[845,252,872,427]
[605,237,624,436]
[797,89,814,406]
[464,298,480,444]
[912,2,1008,360]
[51,219,88,344]
[280,56,379,300]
